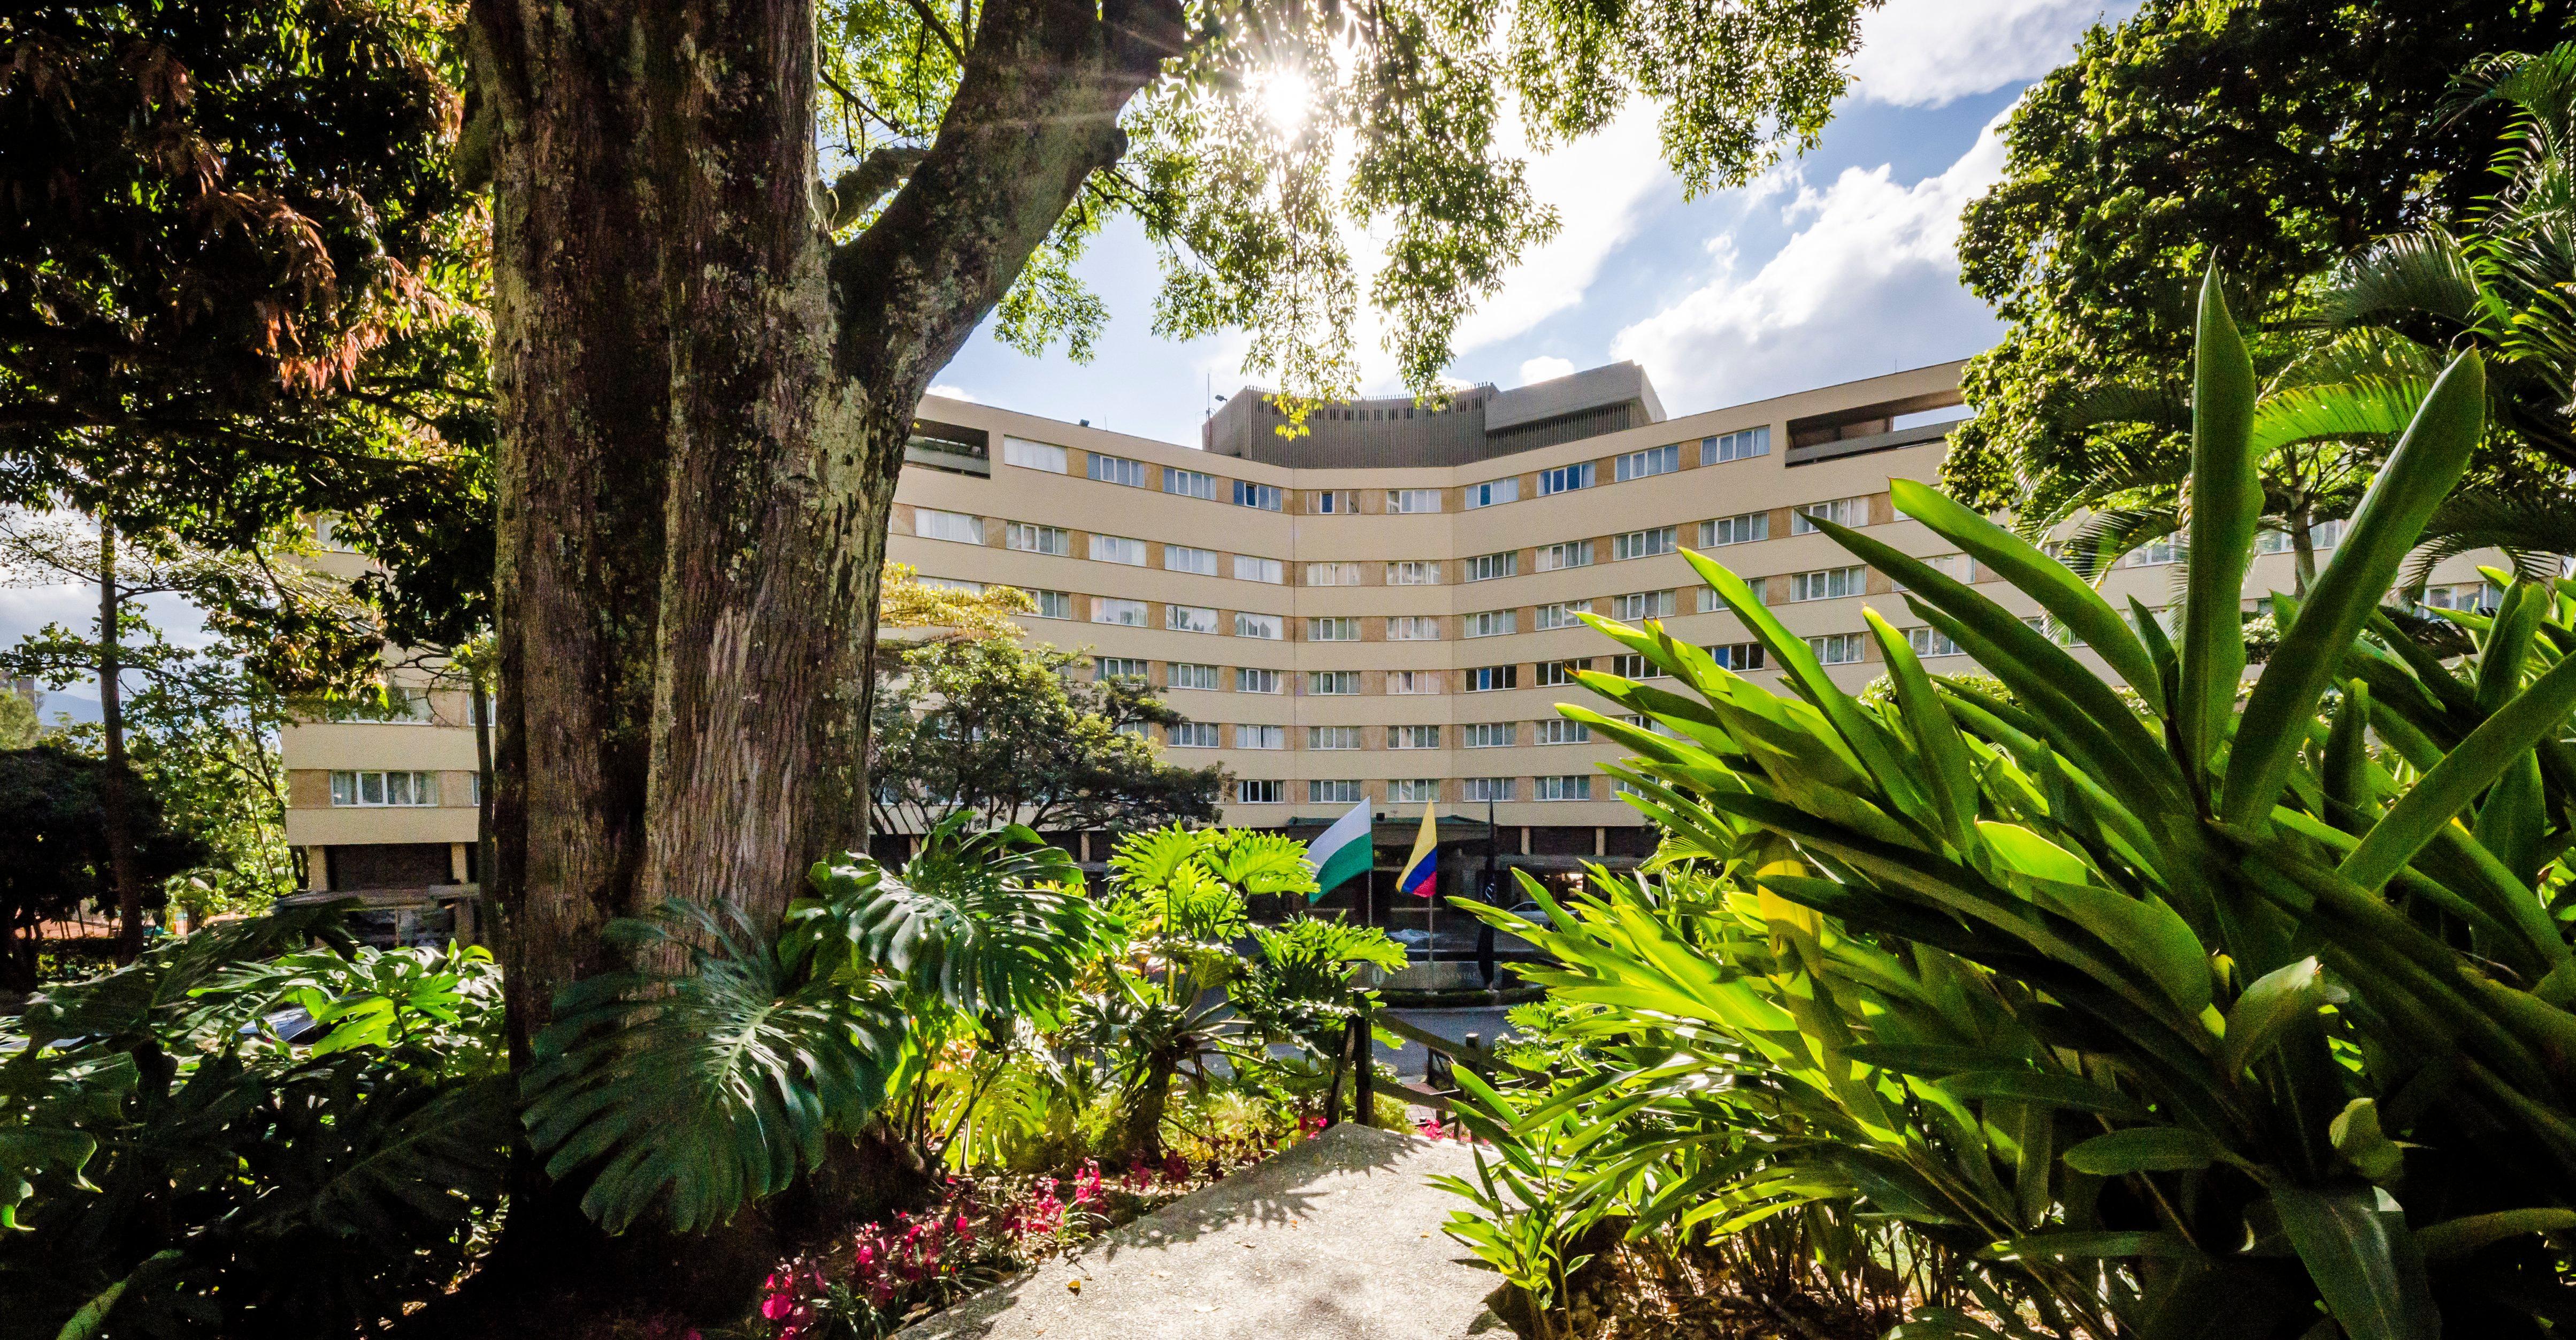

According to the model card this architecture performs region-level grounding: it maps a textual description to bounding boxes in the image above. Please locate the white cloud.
[1518,356,1576,385]
[926,383,978,403]
[1609,109,2013,411]
[1850,0,2137,107]
[1449,108,1675,356]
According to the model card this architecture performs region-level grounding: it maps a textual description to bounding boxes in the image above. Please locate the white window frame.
[1791,497,1867,535]
[1538,462,1594,495]
[1170,662,1219,690]
[1239,724,1287,750]
[1534,601,1591,630]
[1389,724,1442,749]
[1808,632,1866,665]
[1463,551,1518,583]
[1305,562,1363,586]
[1236,668,1284,693]
[1167,604,1219,634]
[1387,615,1442,641]
[1612,527,1677,561]
[1387,778,1442,803]
[1463,609,1516,638]
[1615,443,1680,482]
[1095,656,1149,681]
[1032,589,1074,620]
[1086,453,1148,487]
[1169,721,1222,748]
[1002,437,1067,472]
[1701,511,1768,547]
[1164,545,1220,576]
[1234,555,1285,584]
[1090,533,1147,565]
[1006,522,1070,555]
[1386,560,1442,586]
[1091,598,1147,626]
[1462,722,1514,748]
[1535,775,1592,801]
[1164,467,1217,500]
[1234,612,1283,640]
[330,770,440,807]
[1701,426,1770,464]
[1237,779,1286,804]
[1386,488,1442,514]
[1535,718,1591,745]
[914,508,983,543]
[1536,540,1594,572]
[1308,671,1362,696]
[1790,566,1865,601]
[1464,477,1520,509]
[1906,626,1963,658]
[1308,725,1364,750]
[1233,480,1284,511]
[1388,670,1442,695]
[1308,779,1365,804]
[1611,591,1674,622]
[1307,617,1361,642]
[1463,777,1516,802]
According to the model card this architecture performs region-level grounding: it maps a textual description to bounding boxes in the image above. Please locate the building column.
[1593,827,1606,857]
[449,843,472,884]
[308,846,331,892]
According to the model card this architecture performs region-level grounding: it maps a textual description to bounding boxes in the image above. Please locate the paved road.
[898,1125,1500,1340]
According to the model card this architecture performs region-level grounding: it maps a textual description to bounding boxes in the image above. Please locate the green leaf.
[1976,821,2089,882]
[1939,1069,2148,1119]
[2061,1127,2227,1175]
[2272,1184,2440,1340]
[2330,1098,2406,1184]
[1982,1229,2198,1260]
[2341,650,2576,891]
[2414,1208,2576,1260]
[2219,956,2347,1083]
[2222,350,2488,826]
[2181,264,2261,782]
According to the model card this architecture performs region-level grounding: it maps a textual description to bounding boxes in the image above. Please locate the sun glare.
[1257,66,1313,137]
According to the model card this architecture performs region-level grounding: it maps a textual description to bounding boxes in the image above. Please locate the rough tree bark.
[458,0,1179,1322]
[97,521,143,961]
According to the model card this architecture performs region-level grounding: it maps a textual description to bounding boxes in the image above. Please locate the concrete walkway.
[898,1125,1508,1340]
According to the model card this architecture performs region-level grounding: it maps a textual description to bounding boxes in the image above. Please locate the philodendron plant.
[1461,267,2576,1338]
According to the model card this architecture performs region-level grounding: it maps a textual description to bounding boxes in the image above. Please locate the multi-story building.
[281,357,2502,924]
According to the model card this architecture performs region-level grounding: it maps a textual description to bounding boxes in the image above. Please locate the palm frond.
[2058,507,2180,581]
[2052,381,2189,435]
[2402,489,2576,586]
[2248,378,2426,456]
[2315,229,2491,330]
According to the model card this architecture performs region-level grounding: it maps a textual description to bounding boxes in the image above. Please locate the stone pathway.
[898,1124,1508,1340]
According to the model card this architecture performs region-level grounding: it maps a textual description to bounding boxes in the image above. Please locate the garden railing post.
[1353,1004,1374,1127]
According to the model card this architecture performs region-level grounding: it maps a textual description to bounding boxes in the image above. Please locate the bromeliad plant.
[1464,267,2576,1338]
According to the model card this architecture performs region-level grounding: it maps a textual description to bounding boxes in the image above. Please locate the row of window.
[328,770,450,807]
[1010,427,1775,518]
[1235,776,1594,804]
[1162,720,1598,751]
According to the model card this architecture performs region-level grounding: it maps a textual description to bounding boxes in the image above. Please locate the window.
[1791,566,1865,601]
[1462,722,1515,748]
[1234,555,1285,584]
[1389,670,1442,695]
[1309,779,1365,804]
[914,508,983,543]
[1386,560,1441,585]
[1538,462,1594,495]
[1612,526,1677,561]
[1308,671,1362,695]
[1167,604,1218,633]
[1701,511,1768,547]
[1305,562,1363,586]
[1615,443,1681,481]
[1002,437,1067,472]
[1609,653,1668,679]
[2421,580,2503,614]
[1091,534,1147,565]
[1463,551,1518,582]
[1170,662,1219,690]
[1007,522,1070,555]
[1535,718,1590,745]
[1534,600,1592,630]
[1792,497,1867,534]
[330,770,440,807]
[1465,477,1520,509]
[1808,632,1866,665]
[1902,553,1975,590]
[1032,589,1074,620]
[1536,540,1594,571]
[1536,660,1588,686]
[1092,598,1147,626]
[1387,615,1441,640]
[1309,725,1363,750]
[1086,452,1147,487]
[1906,626,1962,658]
[1308,617,1360,641]
[1095,657,1149,681]
[1464,664,1518,692]
[2257,519,2344,553]
[1702,426,1770,464]
[1239,725,1287,749]
[1169,721,1222,747]
[1308,489,1360,514]
[1464,777,1516,802]
[1238,779,1285,804]
[1463,609,1517,638]
[1704,641,1766,672]
[1236,668,1283,693]
[1164,468,1217,500]
[1233,480,1283,511]
[1234,612,1282,639]
[1535,775,1592,801]
[915,576,984,595]
[1387,488,1442,514]
[2124,537,2182,567]
[1701,583,1771,612]
[1389,778,1442,803]
[1389,724,1442,749]
[1612,591,1674,622]
[1165,544,1220,576]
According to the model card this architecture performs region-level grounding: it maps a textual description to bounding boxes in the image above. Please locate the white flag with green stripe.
[1305,799,1373,901]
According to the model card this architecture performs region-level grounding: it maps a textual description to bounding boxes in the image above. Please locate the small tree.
[870,635,1222,837]
[0,744,206,991]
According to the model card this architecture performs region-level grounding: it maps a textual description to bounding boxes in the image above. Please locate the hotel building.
[280,359,2504,919]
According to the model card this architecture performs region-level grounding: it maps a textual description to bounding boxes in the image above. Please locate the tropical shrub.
[0,905,510,1339]
[1457,269,2576,1339]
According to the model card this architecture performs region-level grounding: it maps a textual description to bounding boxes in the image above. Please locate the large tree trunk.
[460,0,1176,1326]
[97,521,143,962]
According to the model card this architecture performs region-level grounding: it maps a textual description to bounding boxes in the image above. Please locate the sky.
[4,0,2135,695]
[930,0,2140,447]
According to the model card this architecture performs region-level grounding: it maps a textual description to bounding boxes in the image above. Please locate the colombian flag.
[1397,805,1439,898]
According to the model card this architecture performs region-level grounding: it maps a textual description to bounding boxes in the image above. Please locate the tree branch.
[897,0,964,62]
[825,146,931,232]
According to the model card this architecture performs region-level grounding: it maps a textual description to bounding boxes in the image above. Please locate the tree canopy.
[1,744,204,991]
[1,0,495,646]
[1944,0,2576,510]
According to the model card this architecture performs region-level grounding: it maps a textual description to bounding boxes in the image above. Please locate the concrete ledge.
[899,1125,1504,1340]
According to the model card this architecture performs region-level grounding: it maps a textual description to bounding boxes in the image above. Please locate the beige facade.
[282,358,2504,883]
